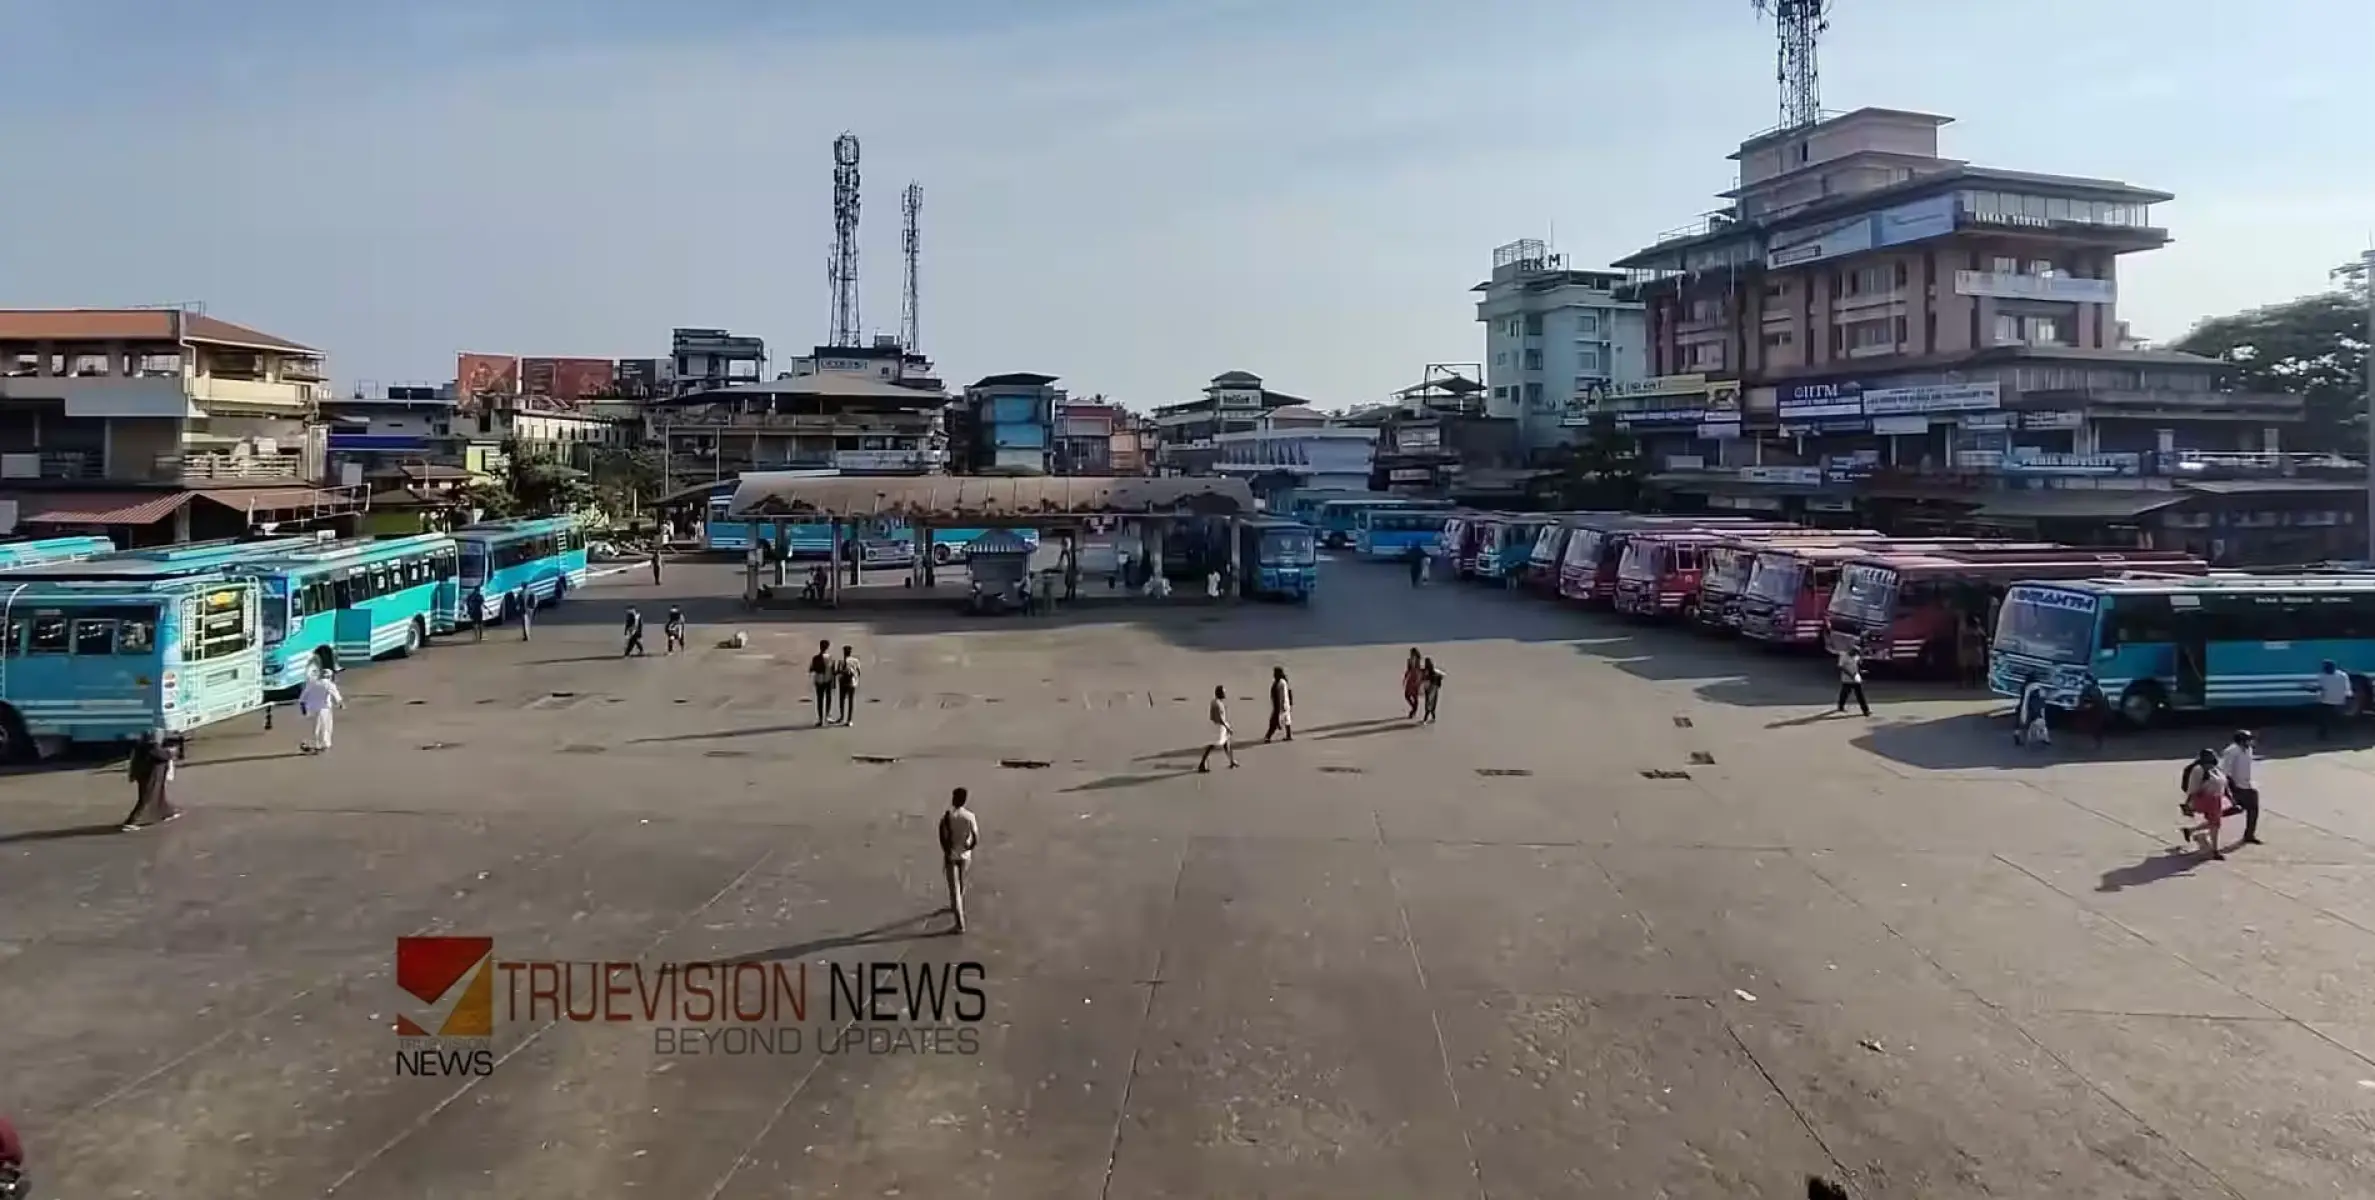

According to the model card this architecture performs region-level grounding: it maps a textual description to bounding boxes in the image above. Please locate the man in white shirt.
[2314,660,2353,741]
[2216,729,2261,846]
[937,787,980,933]
[297,669,346,755]
[1197,685,1238,772]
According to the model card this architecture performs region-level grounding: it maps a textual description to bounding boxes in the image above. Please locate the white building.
[1473,240,1648,452]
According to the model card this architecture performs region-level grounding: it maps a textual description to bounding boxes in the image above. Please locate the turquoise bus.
[701,492,1030,564]
[1989,574,2375,726]
[249,535,458,689]
[456,517,589,623]
[1353,506,1450,560]
[0,535,115,570]
[1314,498,1438,549]
[1237,518,1319,602]
[0,571,263,760]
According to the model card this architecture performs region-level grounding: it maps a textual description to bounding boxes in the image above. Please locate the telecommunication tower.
[899,182,923,354]
[1750,0,1832,130]
[827,133,863,348]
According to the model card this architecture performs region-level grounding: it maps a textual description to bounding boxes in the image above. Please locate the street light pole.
[2364,249,2374,562]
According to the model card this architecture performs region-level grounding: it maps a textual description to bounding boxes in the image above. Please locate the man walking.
[621,606,646,657]
[834,644,862,725]
[649,546,664,585]
[664,606,686,654]
[809,639,836,725]
[1264,666,1294,742]
[468,586,486,643]
[1197,685,1238,772]
[1407,547,1426,587]
[297,668,345,755]
[2218,729,2262,846]
[938,787,979,933]
[120,729,180,829]
[2314,660,2352,740]
[1833,644,1871,717]
[515,586,534,641]
[1420,658,1445,724]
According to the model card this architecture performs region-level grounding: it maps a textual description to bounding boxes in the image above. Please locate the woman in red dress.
[2180,748,2229,860]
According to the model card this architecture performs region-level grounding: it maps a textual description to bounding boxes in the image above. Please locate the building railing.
[0,450,105,481]
[163,451,307,482]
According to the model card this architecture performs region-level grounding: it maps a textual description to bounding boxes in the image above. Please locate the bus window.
[332,577,354,609]
[0,618,19,656]
[28,616,68,654]
[119,617,156,654]
[72,619,115,656]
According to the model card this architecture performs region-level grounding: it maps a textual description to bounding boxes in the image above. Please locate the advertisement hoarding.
[518,357,616,405]
[1776,381,1864,421]
[613,359,669,398]
[1874,194,1958,248]
[1860,381,2001,417]
[1766,218,1874,269]
[455,353,519,409]
[1765,193,1960,271]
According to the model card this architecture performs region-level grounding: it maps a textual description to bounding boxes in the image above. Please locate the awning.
[192,486,352,516]
[728,474,1256,520]
[14,490,193,526]
[1971,491,2190,521]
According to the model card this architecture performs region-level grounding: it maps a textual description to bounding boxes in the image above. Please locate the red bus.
[1435,511,1510,580]
[1690,529,1885,631]
[1614,531,1761,619]
[1733,541,2038,647]
[1554,516,1782,606]
[1825,548,2208,668]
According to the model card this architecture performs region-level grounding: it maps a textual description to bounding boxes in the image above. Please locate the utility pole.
[2364,249,2374,561]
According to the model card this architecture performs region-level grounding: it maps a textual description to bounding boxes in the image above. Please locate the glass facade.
[1959,190,2155,229]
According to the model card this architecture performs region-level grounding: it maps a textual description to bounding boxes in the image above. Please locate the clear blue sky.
[2,0,2366,408]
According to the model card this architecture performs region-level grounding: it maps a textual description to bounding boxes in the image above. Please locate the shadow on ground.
[1850,708,2363,770]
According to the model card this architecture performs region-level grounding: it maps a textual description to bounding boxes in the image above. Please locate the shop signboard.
[1741,465,1824,486]
[1781,417,1871,436]
[1766,217,1874,269]
[1777,381,1865,421]
[2001,450,2141,477]
[1387,467,1432,483]
[2018,410,2085,431]
[1861,381,2001,417]
[1958,411,2015,431]
[1874,194,1959,248]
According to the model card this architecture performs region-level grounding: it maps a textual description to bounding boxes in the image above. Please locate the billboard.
[613,359,667,398]
[520,357,615,406]
[1765,194,1962,271]
[455,353,519,409]
[1875,194,1958,248]
[1777,381,1864,421]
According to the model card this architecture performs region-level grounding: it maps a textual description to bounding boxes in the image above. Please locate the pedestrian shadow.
[529,654,641,666]
[2097,849,2207,892]
[1767,711,1851,729]
[1062,769,1197,793]
[1129,718,1405,762]
[632,724,828,745]
[1316,722,1414,741]
[0,822,125,846]
[712,910,953,964]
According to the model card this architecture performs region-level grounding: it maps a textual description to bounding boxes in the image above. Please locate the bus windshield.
[261,579,290,645]
[1832,564,1900,624]
[1746,555,1803,603]
[1617,543,1658,581]
[459,544,487,585]
[1704,551,1752,595]
[1566,530,1605,569]
[1260,530,1316,564]
[1993,588,2100,663]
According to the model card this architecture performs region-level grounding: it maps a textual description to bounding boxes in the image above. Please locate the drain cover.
[851,754,897,764]
[999,758,1051,770]
[1672,716,1693,728]
[1688,751,1716,765]
[1318,766,1364,774]
[1475,768,1532,778]
[560,745,607,755]
[1640,769,1692,780]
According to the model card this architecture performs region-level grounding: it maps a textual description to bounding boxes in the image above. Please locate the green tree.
[589,447,664,523]
[495,439,595,517]
[1545,412,1646,508]
[2172,258,2370,455]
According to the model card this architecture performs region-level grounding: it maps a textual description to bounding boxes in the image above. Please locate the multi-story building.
[956,373,1061,475]
[1353,369,1524,498]
[645,369,947,484]
[1212,417,1378,511]
[1473,240,1648,454]
[1596,107,2336,560]
[0,308,362,543]
[1108,414,1153,476]
[1052,398,1124,475]
[784,337,942,392]
[1151,372,1314,475]
[670,328,767,394]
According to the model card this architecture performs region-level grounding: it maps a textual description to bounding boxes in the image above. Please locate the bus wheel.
[0,705,29,765]
[552,579,568,606]
[2118,683,2165,729]
[932,543,952,565]
[398,618,425,658]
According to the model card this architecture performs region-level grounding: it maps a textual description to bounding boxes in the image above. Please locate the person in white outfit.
[298,670,346,755]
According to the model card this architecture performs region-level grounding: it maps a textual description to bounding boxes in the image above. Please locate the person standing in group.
[1420,658,1445,724]
[834,644,862,726]
[120,729,180,830]
[809,639,836,725]
[2314,660,2353,740]
[468,586,486,643]
[621,606,646,657]
[1265,666,1294,743]
[515,586,534,640]
[297,669,345,755]
[2180,748,2229,860]
[1956,617,1988,689]
[1402,648,1425,720]
[2218,729,2262,846]
[1198,685,1238,772]
[663,606,686,654]
[1833,644,1871,717]
[2013,678,2052,748]
[649,545,664,585]
[1063,541,1081,602]
[938,787,980,933]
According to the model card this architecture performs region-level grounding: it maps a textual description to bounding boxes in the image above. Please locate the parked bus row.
[0,519,588,760]
[699,490,1029,565]
[1402,511,2375,729]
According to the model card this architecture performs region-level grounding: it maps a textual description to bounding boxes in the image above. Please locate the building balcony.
[189,375,317,413]
[0,450,106,482]
[163,451,309,482]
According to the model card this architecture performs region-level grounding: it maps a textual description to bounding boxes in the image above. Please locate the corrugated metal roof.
[192,486,346,515]
[0,309,315,352]
[14,490,194,526]
[2179,478,2368,496]
[1972,491,2191,520]
[728,474,1256,520]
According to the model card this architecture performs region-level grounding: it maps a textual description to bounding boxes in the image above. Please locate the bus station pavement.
[4,558,2374,1198]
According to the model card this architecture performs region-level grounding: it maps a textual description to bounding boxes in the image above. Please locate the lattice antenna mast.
[899,182,923,353]
[827,133,863,347]
[1751,0,1832,129]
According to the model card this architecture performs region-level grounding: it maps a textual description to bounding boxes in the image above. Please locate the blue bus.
[1237,519,1319,602]
[249,535,459,689]
[1353,506,1450,560]
[456,517,589,623]
[0,572,264,760]
[1990,574,2375,726]
[1313,498,1438,549]
[0,536,116,571]
[701,492,1034,564]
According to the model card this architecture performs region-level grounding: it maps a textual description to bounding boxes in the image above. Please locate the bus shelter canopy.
[726,474,1256,523]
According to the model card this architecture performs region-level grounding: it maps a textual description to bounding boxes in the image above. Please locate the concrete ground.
[4,556,2373,1198]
